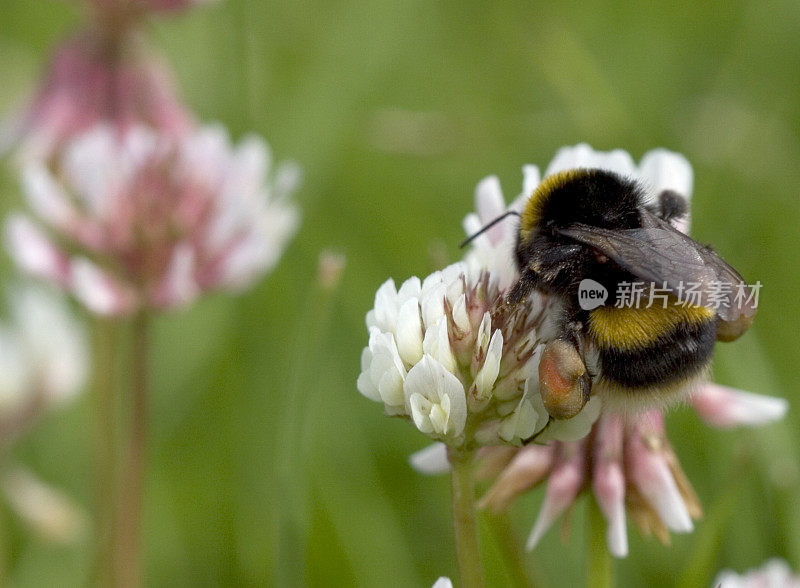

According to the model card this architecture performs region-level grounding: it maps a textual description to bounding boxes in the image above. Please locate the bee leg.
[651,189,688,222]
[506,266,538,306]
[538,332,591,420]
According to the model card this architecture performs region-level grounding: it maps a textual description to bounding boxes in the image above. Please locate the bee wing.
[695,243,757,319]
[557,223,756,323]
[640,208,758,322]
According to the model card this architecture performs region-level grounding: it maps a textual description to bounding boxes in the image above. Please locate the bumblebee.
[478,169,757,418]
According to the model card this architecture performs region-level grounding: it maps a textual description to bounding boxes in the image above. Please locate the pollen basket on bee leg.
[538,340,590,420]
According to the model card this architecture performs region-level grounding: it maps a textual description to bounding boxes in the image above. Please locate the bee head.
[514,169,645,298]
[519,169,643,239]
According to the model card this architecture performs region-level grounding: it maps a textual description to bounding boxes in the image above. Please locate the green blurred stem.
[118,311,149,588]
[587,497,612,588]
[448,447,484,588]
[93,318,118,586]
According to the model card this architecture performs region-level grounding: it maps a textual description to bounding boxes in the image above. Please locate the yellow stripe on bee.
[519,169,586,240]
[588,301,715,349]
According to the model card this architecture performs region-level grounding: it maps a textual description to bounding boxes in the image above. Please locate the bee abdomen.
[587,303,717,388]
[597,318,717,388]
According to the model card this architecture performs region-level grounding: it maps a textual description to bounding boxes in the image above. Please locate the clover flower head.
[5,123,300,315]
[2,31,191,162]
[358,261,599,446]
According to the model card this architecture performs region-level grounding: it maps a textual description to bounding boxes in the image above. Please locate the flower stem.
[93,318,118,586]
[448,447,484,588]
[118,311,149,588]
[587,497,613,588]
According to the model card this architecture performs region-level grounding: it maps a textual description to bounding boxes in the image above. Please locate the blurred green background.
[1,0,799,586]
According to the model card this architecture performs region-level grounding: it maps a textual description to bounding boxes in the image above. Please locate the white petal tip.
[606,512,629,558]
[409,443,450,475]
[666,513,694,534]
[609,541,629,559]
[743,398,789,426]
[694,384,789,428]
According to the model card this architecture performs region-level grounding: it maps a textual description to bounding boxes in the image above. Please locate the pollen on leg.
[539,340,589,420]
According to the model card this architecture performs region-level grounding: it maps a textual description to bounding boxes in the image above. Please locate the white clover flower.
[5,123,300,315]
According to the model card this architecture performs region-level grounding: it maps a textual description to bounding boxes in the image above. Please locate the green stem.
[486,511,539,588]
[118,312,149,588]
[587,497,612,588]
[93,318,118,587]
[448,447,484,588]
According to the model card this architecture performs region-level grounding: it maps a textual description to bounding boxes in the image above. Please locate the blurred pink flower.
[2,30,191,161]
[471,383,787,557]
[5,123,300,315]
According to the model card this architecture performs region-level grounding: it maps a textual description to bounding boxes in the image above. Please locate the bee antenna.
[459,211,520,248]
